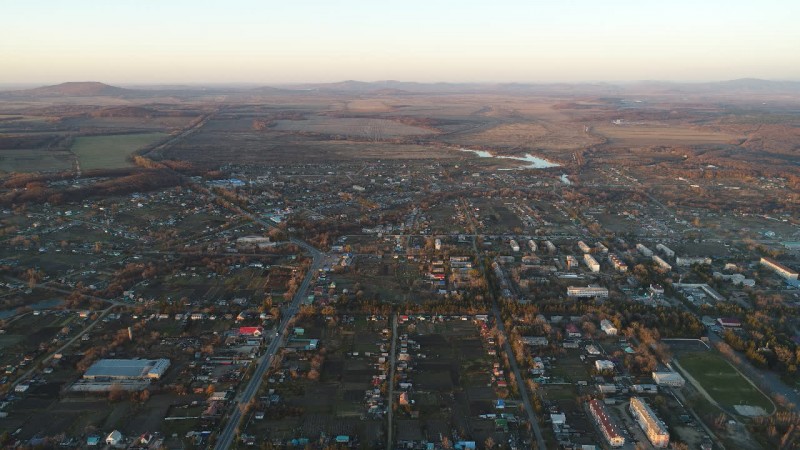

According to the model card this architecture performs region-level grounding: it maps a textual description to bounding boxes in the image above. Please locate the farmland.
[71,133,167,170]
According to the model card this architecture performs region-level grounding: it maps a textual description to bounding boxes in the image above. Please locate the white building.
[608,253,628,272]
[652,255,672,272]
[509,239,520,252]
[434,238,441,251]
[676,256,712,267]
[630,397,669,448]
[636,244,653,257]
[595,360,615,372]
[567,286,609,298]
[544,240,556,253]
[578,241,592,253]
[652,371,685,387]
[584,254,600,273]
[760,257,799,280]
[600,319,617,336]
[106,431,123,446]
[527,240,538,252]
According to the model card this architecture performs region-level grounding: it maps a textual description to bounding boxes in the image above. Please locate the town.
[0,79,799,450]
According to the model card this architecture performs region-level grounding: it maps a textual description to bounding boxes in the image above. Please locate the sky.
[2,0,799,85]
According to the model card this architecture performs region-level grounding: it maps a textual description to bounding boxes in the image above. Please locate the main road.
[213,248,323,450]
[460,198,546,450]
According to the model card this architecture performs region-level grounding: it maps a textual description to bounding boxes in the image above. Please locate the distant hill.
[5,81,134,97]
[272,79,800,96]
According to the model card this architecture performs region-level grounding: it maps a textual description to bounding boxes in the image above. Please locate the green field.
[71,133,166,170]
[677,351,773,412]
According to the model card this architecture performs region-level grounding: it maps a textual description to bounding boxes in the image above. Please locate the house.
[106,430,123,446]
[238,326,264,337]
[565,323,581,338]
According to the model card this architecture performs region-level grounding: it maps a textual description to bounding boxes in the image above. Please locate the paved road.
[385,314,397,450]
[214,252,322,450]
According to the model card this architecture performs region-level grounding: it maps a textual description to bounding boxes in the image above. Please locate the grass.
[0,149,73,172]
[677,351,773,412]
[71,133,166,170]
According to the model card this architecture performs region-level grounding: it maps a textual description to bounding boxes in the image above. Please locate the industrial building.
[652,371,685,387]
[630,397,670,448]
[652,255,672,272]
[83,358,170,380]
[588,399,625,448]
[584,253,600,272]
[636,243,653,257]
[760,257,799,280]
[567,286,609,298]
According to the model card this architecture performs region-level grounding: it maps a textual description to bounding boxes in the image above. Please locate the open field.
[0,149,73,172]
[677,351,773,412]
[71,132,167,169]
[594,124,743,145]
[272,117,436,137]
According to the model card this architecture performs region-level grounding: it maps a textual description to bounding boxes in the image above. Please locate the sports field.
[677,351,773,412]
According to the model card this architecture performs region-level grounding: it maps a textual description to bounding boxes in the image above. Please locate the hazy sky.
[2,0,799,85]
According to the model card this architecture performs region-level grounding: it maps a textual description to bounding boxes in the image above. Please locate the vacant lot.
[677,351,773,412]
[595,124,742,146]
[71,132,166,169]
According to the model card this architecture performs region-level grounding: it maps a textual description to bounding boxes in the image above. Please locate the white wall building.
[600,319,617,336]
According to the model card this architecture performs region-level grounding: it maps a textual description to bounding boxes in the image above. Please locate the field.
[676,351,774,413]
[594,124,743,146]
[271,117,436,137]
[0,149,73,172]
[70,132,167,170]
